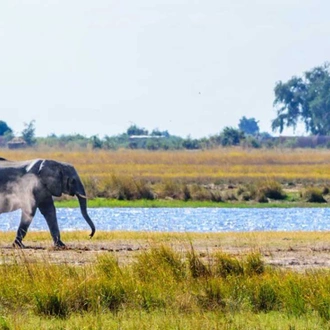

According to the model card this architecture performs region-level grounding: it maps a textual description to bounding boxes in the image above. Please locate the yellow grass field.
[1,148,330,183]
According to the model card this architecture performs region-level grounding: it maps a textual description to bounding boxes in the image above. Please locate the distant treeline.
[2,121,330,150]
[34,126,271,150]
[32,132,330,150]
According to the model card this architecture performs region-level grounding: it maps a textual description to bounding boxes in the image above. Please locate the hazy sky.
[1,0,329,138]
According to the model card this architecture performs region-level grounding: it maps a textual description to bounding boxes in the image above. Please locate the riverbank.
[1,230,329,270]
[55,197,330,208]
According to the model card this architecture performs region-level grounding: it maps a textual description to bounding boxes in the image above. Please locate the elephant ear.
[38,160,63,197]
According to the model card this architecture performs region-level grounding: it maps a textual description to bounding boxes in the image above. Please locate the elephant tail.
[77,194,96,238]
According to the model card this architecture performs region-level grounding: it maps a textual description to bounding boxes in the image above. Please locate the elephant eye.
[67,178,76,191]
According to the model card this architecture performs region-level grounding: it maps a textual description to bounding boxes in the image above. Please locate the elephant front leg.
[13,209,36,248]
[38,199,66,248]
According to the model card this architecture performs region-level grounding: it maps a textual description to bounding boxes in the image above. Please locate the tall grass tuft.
[134,245,185,283]
[245,252,265,275]
[34,291,69,318]
[187,245,211,278]
[198,278,226,311]
[253,179,287,202]
[214,252,244,278]
[251,278,279,312]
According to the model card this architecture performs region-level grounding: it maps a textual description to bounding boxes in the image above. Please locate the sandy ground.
[1,232,330,271]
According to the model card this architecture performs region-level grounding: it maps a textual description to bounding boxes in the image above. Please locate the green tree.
[127,124,148,136]
[182,136,200,149]
[90,135,103,149]
[150,129,170,137]
[238,116,259,135]
[272,62,330,135]
[0,121,12,136]
[220,127,245,146]
[21,120,36,146]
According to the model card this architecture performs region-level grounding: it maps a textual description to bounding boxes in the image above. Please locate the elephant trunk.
[77,194,96,238]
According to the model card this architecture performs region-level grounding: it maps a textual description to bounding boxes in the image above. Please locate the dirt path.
[1,232,330,271]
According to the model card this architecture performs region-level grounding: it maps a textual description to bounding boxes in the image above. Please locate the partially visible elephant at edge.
[0,158,95,248]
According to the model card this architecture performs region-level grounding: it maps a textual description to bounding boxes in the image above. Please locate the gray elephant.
[0,158,95,248]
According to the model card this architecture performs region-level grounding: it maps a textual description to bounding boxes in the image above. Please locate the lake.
[0,207,329,232]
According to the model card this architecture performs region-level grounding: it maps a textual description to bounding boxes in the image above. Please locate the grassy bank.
[1,238,330,329]
[55,197,330,208]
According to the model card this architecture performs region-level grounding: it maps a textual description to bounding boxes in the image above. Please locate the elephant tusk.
[76,193,87,199]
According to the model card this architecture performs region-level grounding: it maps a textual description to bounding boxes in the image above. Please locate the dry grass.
[1,148,330,183]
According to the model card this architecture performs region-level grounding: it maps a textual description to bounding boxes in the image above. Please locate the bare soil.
[1,232,330,271]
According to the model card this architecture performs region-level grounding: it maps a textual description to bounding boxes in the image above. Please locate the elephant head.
[36,160,96,238]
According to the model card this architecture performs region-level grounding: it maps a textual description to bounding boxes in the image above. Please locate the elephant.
[0,158,95,248]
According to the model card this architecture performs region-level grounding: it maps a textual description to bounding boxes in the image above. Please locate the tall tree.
[272,63,330,135]
[0,121,12,136]
[220,127,245,146]
[238,116,260,135]
[21,120,36,146]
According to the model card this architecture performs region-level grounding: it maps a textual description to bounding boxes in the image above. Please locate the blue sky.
[1,0,329,138]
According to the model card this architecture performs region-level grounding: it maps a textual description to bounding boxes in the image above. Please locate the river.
[0,207,329,232]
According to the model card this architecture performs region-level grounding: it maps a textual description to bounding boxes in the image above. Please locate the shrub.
[190,184,211,201]
[250,179,286,202]
[323,186,330,195]
[210,191,223,202]
[134,178,155,200]
[159,179,183,200]
[182,184,191,201]
[110,175,136,200]
[303,187,327,203]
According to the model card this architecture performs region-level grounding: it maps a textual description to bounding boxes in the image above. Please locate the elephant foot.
[13,239,26,249]
[54,239,66,249]
[54,245,67,250]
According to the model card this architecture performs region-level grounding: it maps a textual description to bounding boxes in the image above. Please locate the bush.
[159,180,183,199]
[251,180,286,202]
[303,187,327,203]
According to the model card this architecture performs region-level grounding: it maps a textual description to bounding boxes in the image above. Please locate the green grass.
[3,310,329,329]
[55,197,330,208]
[1,244,330,329]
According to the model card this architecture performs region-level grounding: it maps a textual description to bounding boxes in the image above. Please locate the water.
[0,207,330,232]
